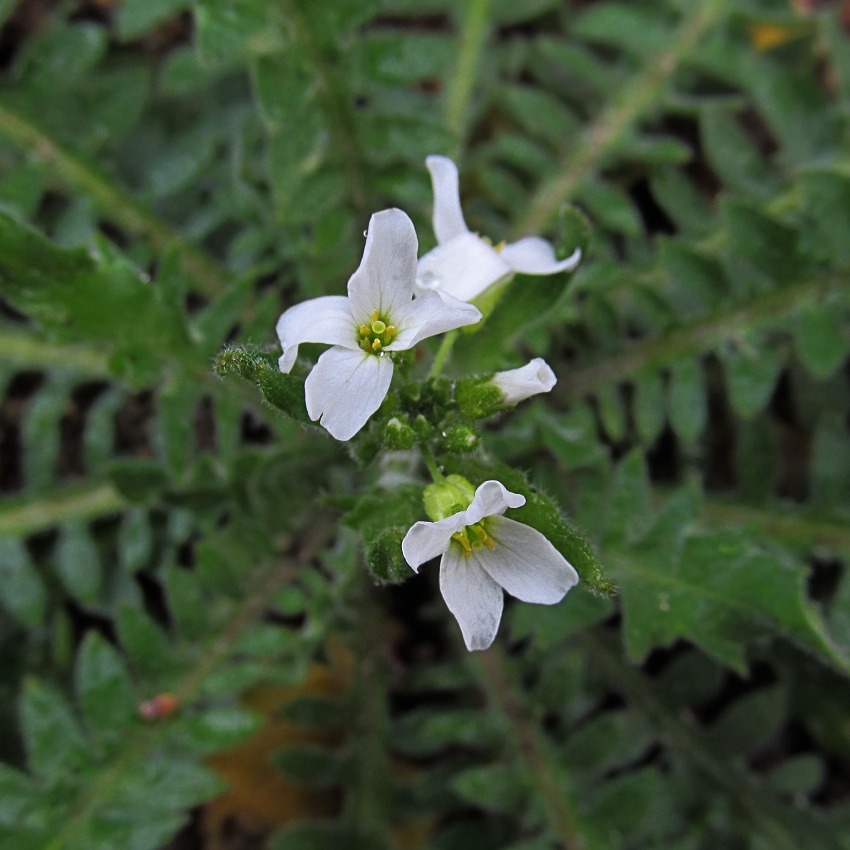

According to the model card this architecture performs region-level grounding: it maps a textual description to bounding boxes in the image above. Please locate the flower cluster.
[274,156,583,649]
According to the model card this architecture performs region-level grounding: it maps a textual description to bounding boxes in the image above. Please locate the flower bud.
[423,474,476,521]
[491,358,557,405]
[440,423,479,454]
[383,416,416,451]
[367,527,410,585]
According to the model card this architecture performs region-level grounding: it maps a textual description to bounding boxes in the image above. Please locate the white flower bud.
[490,358,557,406]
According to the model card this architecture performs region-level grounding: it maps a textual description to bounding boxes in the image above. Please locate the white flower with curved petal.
[402,480,579,650]
[415,155,582,303]
[276,208,481,441]
[491,358,557,406]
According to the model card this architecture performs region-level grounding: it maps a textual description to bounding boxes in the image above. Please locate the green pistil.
[357,309,397,354]
[451,521,495,558]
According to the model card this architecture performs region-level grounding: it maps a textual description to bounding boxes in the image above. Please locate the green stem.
[420,446,445,482]
[516,0,727,235]
[579,633,802,850]
[0,329,111,376]
[280,1,368,217]
[0,483,126,536]
[428,329,458,379]
[562,274,843,397]
[468,647,588,850]
[0,102,231,297]
[445,0,491,157]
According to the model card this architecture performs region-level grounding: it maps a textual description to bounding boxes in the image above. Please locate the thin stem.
[420,446,445,483]
[0,483,126,536]
[0,102,231,296]
[516,0,727,235]
[428,330,459,379]
[445,0,491,158]
[579,633,801,850]
[0,329,111,377]
[561,274,843,397]
[468,647,588,850]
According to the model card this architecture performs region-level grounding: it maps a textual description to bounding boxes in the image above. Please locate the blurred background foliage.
[0,0,849,848]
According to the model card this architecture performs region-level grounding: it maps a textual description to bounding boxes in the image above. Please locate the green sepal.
[439,423,480,454]
[383,416,416,451]
[454,376,503,419]
[215,345,309,422]
[423,475,476,521]
[442,456,614,596]
[558,202,592,259]
[366,526,411,585]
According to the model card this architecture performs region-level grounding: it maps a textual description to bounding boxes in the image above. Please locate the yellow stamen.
[371,339,382,352]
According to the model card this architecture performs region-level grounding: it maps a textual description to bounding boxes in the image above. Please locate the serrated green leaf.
[116,605,176,680]
[55,522,102,608]
[0,536,47,627]
[794,301,849,379]
[723,337,784,419]
[74,632,136,749]
[668,358,706,443]
[20,677,90,777]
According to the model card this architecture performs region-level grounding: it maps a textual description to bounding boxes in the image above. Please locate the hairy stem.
[0,102,231,296]
[517,0,727,235]
[561,274,843,397]
[0,483,126,536]
[445,0,491,158]
[469,647,588,850]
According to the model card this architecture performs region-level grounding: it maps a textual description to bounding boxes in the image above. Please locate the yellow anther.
[371,309,380,322]
[451,530,474,558]
[494,241,506,253]
[371,339,382,352]
[451,522,495,558]
[359,325,370,336]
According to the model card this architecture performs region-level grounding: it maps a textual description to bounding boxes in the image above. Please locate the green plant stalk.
[469,647,589,850]
[0,102,231,297]
[561,274,844,397]
[517,0,728,235]
[279,1,368,217]
[0,483,126,536]
[42,521,334,850]
[445,0,491,158]
[0,329,112,376]
[428,329,459,379]
[579,633,802,850]
[346,574,392,843]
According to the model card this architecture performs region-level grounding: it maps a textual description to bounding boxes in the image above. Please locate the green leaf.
[117,0,188,40]
[55,522,103,608]
[74,632,136,750]
[614,529,848,674]
[20,677,90,777]
[118,509,154,574]
[633,370,666,445]
[451,764,528,813]
[165,565,209,640]
[793,300,849,379]
[802,171,850,267]
[723,337,784,419]
[605,450,652,547]
[116,605,176,681]
[668,358,706,443]
[0,536,47,627]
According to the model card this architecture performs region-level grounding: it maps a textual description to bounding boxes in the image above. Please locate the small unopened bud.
[367,527,410,584]
[423,474,476,521]
[383,416,416,450]
[455,359,557,418]
[440,423,479,454]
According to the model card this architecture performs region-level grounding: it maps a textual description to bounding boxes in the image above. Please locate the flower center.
[451,521,495,558]
[357,309,397,355]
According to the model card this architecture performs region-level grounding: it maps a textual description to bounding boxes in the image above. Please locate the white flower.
[491,358,557,406]
[276,208,481,441]
[402,480,579,651]
[415,155,582,303]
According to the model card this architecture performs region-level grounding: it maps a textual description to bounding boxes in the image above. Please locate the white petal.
[389,288,481,350]
[491,358,557,406]
[416,232,512,303]
[426,155,469,243]
[440,547,504,651]
[464,480,526,526]
[478,516,579,604]
[304,347,393,441]
[347,208,418,325]
[402,515,466,572]
[276,296,356,373]
[500,237,582,276]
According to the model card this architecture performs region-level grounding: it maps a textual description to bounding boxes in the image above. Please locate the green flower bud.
[383,416,416,451]
[366,527,410,585]
[440,423,479,454]
[412,414,433,439]
[423,474,476,521]
[454,377,503,419]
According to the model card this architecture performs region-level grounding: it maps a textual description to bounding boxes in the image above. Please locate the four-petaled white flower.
[415,155,583,303]
[402,480,579,651]
[276,208,481,441]
[491,358,557,406]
